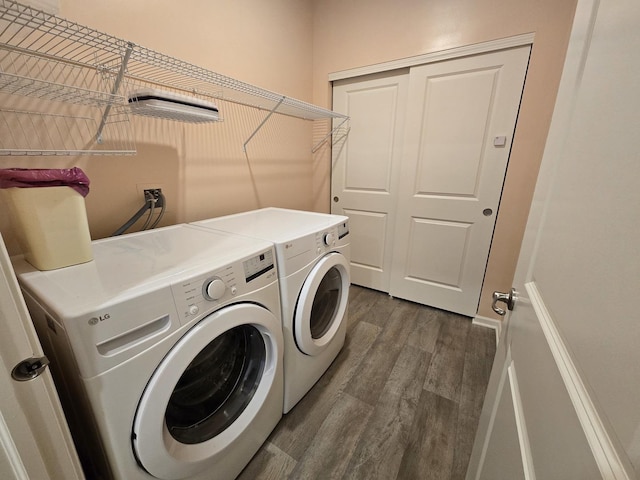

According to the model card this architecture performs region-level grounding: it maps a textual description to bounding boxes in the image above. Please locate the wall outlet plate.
[143,188,163,208]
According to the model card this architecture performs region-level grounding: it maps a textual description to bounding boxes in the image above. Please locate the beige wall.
[0,0,316,250]
[311,0,577,319]
[1,0,577,320]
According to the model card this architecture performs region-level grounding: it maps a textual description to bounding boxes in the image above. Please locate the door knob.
[12,355,50,382]
[492,288,516,316]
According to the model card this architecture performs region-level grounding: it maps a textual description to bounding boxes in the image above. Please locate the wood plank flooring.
[238,285,496,480]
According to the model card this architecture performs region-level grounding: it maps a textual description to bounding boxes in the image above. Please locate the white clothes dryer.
[13,225,284,480]
[192,208,350,413]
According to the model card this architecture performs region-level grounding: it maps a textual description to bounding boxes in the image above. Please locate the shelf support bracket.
[243,96,285,153]
[96,42,134,144]
[311,117,349,154]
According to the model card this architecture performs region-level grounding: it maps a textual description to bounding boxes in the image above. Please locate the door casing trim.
[329,33,535,82]
[527,281,631,479]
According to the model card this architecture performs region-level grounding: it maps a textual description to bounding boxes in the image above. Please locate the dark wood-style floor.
[239,285,496,480]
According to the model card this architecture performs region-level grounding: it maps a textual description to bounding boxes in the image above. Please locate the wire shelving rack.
[0,0,348,156]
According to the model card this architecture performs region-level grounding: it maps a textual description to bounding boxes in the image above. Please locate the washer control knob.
[205,278,226,301]
[188,304,199,315]
[230,286,237,296]
[323,232,335,246]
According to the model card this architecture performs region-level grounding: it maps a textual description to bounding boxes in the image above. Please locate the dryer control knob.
[323,232,335,246]
[205,278,226,301]
[188,304,199,315]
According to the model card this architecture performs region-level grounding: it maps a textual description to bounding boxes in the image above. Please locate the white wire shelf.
[0,107,135,156]
[126,46,347,121]
[0,49,123,106]
[0,0,348,156]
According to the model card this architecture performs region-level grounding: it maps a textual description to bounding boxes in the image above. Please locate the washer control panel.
[243,249,275,282]
[337,219,349,240]
[203,276,226,301]
[314,219,349,252]
[171,248,276,325]
[315,224,347,253]
[323,232,335,246]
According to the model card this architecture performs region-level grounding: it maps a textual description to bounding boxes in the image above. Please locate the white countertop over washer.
[12,224,275,320]
[192,207,348,242]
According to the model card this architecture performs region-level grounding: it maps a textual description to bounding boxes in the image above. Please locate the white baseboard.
[472,315,502,345]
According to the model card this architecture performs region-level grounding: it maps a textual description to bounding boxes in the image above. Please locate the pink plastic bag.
[0,168,90,197]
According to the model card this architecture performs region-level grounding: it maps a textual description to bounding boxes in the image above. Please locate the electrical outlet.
[143,188,164,208]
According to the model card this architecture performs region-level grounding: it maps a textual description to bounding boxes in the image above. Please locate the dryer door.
[294,252,350,356]
[132,303,280,480]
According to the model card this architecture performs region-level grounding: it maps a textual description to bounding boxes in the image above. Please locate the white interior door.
[331,71,408,291]
[467,0,639,477]
[0,235,83,480]
[389,46,530,316]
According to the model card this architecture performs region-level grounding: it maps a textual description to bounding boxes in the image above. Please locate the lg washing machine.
[192,208,350,413]
[13,224,284,480]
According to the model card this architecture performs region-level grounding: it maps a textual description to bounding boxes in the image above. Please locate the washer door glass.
[132,303,281,480]
[310,267,343,339]
[165,324,265,444]
[294,252,350,356]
